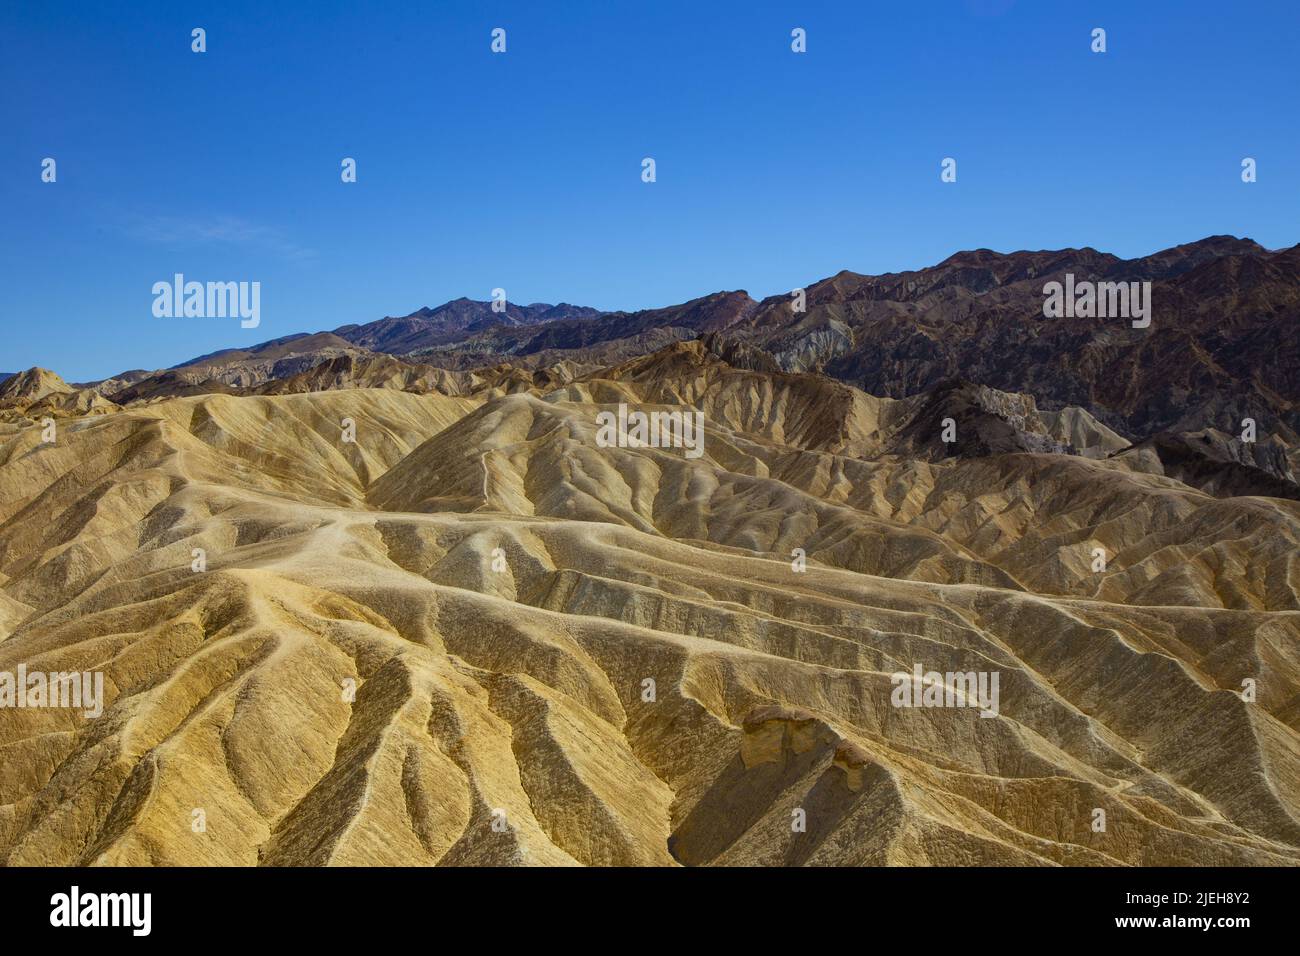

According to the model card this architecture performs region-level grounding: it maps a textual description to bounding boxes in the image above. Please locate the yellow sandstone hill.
[0,350,1297,866]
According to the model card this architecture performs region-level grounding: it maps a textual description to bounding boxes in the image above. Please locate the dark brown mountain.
[1113,428,1300,501]
[401,290,756,363]
[332,298,603,353]
[109,370,241,404]
[880,379,1074,461]
[343,236,1299,447]
[97,236,1300,456]
[735,237,1300,444]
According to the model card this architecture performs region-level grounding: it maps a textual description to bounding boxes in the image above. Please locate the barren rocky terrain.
[2,239,1298,866]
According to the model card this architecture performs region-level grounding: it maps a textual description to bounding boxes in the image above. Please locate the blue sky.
[3,0,1298,381]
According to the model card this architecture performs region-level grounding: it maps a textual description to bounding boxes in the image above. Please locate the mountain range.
[58,236,1297,446]
[2,236,1298,866]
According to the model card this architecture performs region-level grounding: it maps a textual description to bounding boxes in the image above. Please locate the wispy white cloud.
[125,214,317,263]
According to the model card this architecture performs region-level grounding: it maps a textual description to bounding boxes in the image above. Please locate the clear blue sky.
[3,0,1298,381]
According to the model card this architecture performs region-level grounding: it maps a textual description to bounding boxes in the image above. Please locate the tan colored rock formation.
[1,354,1297,866]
